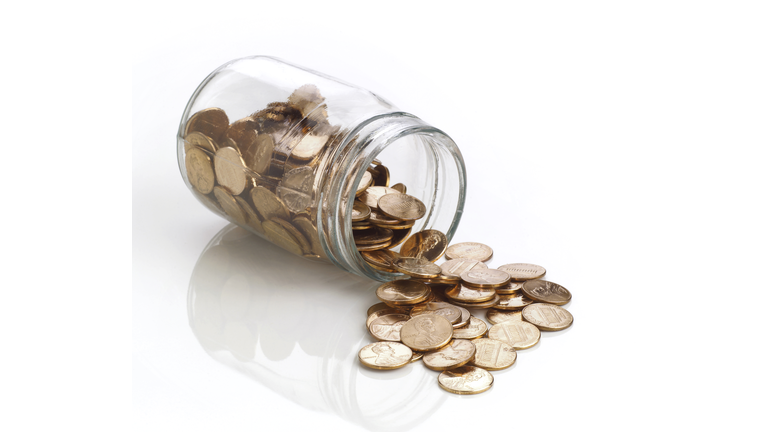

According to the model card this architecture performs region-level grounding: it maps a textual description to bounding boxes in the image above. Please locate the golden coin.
[498,263,547,281]
[460,268,511,289]
[440,258,488,277]
[214,147,248,195]
[359,186,400,210]
[391,183,407,193]
[366,307,408,330]
[277,166,314,213]
[452,316,488,339]
[486,309,523,325]
[292,216,325,258]
[387,227,412,249]
[412,273,461,285]
[370,164,390,187]
[355,170,373,196]
[291,133,329,161]
[354,227,394,245]
[392,257,442,278]
[377,193,427,221]
[445,242,494,262]
[437,366,493,395]
[410,352,423,363]
[185,147,215,194]
[184,131,217,153]
[447,294,501,309]
[453,306,471,328]
[358,342,412,370]
[225,118,258,157]
[356,240,392,251]
[262,219,303,256]
[521,280,572,305]
[351,201,371,222]
[213,186,247,225]
[361,250,400,270]
[247,133,274,175]
[368,210,401,225]
[470,339,517,371]
[400,229,448,262]
[488,321,541,350]
[250,186,290,221]
[494,293,534,311]
[399,314,453,352]
[375,280,431,306]
[495,281,525,295]
[409,302,462,324]
[271,218,310,254]
[185,107,229,145]
[368,314,410,341]
[445,284,497,303]
[234,196,264,234]
[352,221,372,230]
[522,303,573,331]
[367,302,391,317]
[423,339,477,371]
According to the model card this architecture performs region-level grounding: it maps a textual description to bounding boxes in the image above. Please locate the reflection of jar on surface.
[178,56,466,281]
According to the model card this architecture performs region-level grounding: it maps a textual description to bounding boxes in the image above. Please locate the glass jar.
[177,56,466,281]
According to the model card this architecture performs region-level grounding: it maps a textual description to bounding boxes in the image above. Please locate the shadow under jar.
[178,56,466,281]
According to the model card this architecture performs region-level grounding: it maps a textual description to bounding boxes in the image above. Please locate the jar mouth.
[320,113,467,281]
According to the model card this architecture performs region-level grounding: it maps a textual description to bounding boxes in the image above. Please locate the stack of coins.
[359,237,574,395]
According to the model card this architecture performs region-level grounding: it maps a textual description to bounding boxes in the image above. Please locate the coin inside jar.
[470,339,517,371]
[409,302,462,324]
[445,242,494,262]
[423,339,477,371]
[355,170,373,196]
[358,341,413,370]
[399,315,453,352]
[521,280,572,305]
[214,146,249,196]
[185,107,229,145]
[359,186,400,210]
[368,314,410,341]
[375,280,431,306]
[399,229,448,262]
[498,263,547,281]
[460,268,512,289]
[437,366,493,395]
[440,258,488,277]
[351,200,371,222]
[522,303,574,331]
[392,257,442,278]
[361,250,400,270]
[377,193,427,221]
[185,147,215,195]
[354,227,394,245]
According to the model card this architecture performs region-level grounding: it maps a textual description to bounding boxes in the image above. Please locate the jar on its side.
[177,56,466,281]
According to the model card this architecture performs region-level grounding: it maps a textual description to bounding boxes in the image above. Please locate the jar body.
[178,56,466,281]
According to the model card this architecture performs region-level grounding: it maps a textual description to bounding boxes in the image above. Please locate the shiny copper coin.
[213,186,247,225]
[356,240,392,251]
[291,133,329,161]
[368,210,401,225]
[493,293,534,311]
[447,294,501,310]
[225,118,258,158]
[366,307,408,330]
[367,302,394,317]
[423,339,476,371]
[486,309,523,325]
[410,352,423,363]
[521,280,572,305]
[184,131,217,153]
[355,170,373,196]
[292,216,325,258]
[392,257,442,278]
[277,166,314,213]
[400,229,448,262]
[214,147,248,195]
[384,220,417,230]
[387,228,412,249]
[470,339,517,371]
[412,273,461,285]
[498,263,547,281]
[262,219,303,256]
[353,227,394,245]
[445,284,497,303]
[234,196,264,234]
[495,281,525,295]
[453,306,471,328]
[370,164,390,187]
[248,133,274,175]
[409,302,462,324]
[351,201,371,222]
[361,250,400,270]
[272,218,311,254]
[358,342,412,370]
[391,183,407,193]
[359,186,400,210]
[488,321,541,350]
[522,303,573,331]
[460,268,511,289]
[185,147,215,194]
[378,193,427,221]
[452,316,488,339]
[352,221,372,230]
[399,315,453,352]
[250,186,290,222]
[445,242,494,262]
[185,107,229,145]
[368,314,410,342]
[440,258,488,277]
[375,280,431,306]
[438,366,493,395]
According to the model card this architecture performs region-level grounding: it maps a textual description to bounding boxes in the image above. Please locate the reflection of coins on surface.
[400,315,453,352]
[262,219,303,256]
[494,293,534,310]
[392,257,442,278]
[184,131,217,153]
[391,183,407,193]
[423,339,477,371]
[375,280,431,305]
[378,193,427,221]
[447,294,501,310]
[440,258,488,277]
[522,280,572,305]
[460,268,511,289]
[400,229,448,262]
[213,186,247,225]
[486,309,523,325]
[234,196,264,234]
[470,339,517,371]
[438,366,493,395]
[358,341,412,370]
[453,306,471,328]
[452,316,488,339]
[292,216,325,257]
[522,303,573,331]
[445,284,497,303]
[410,302,462,324]
[498,263,547,281]
[361,249,400,270]
[185,107,229,145]
[359,186,400,210]
[355,170,373,197]
[351,201,371,222]
[251,186,290,222]
[214,147,248,195]
[445,242,494,262]
[354,227,394,245]
[185,147,215,194]
[366,307,408,330]
[495,281,525,295]
[369,314,410,342]
[488,321,541,350]
[277,166,314,213]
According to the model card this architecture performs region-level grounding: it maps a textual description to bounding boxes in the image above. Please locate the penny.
[409,302,462,324]
[453,306,471,328]
[185,147,215,194]
[367,302,394,317]
[488,321,541,350]
[234,196,264,234]
[452,316,488,339]
[445,284,497,303]
[498,263,547,281]
[185,107,229,145]
[447,294,501,310]
[277,166,314,213]
[262,219,304,256]
[521,280,572,305]
[522,303,573,331]
[370,164,390,187]
[359,186,400,210]
[437,366,493,395]
[368,314,410,342]
[214,146,248,195]
[291,133,329,161]
[392,257,442,278]
[445,242,494,262]
[366,307,408,330]
[495,281,525,295]
[368,209,401,226]
[356,170,373,196]
[391,183,407,193]
[352,221,372,230]
[271,218,310,254]
[247,133,274,175]
[359,342,412,370]
[184,131,217,153]
[470,339,517,371]
[387,228,412,249]
[213,186,248,225]
[356,240,392,251]
[375,280,431,306]
[225,118,258,157]
[399,315,453,352]
[292,216,325,257]
[413,273,461,285]
[486,309,523,325]
[400,229,448,262]
[423,339,477,371]
[378,193,427,221]
[354,227,394,245]
[440,258,488,277]
[460,268,511,289]
[410,352,423,363]
[351,201,371,222]
[251,186,290,222]
[493,293,534,311]
[361,250,400,270]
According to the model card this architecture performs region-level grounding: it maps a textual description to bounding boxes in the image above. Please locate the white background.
[10,1,768,431]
